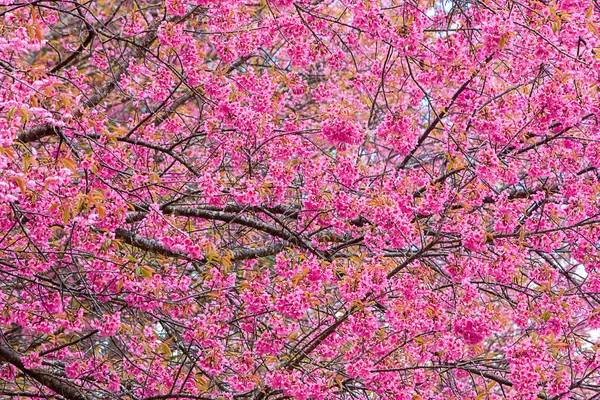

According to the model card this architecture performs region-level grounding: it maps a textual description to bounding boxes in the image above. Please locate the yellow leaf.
[3,146,15,160]
[158,342,172,358]
[91,189,105,201]
[13,177,26,194]
[62,205,70,224]
[22,154,31,173]
[35,24,43,41]
[541,311,551,322]
[196,374,210,391]
[6,107,15,122]
[100,239,112,252]
[62,158,77,171]
[149,172,161,184]
[20,109,29,124]
[293,274,303,286]
[96,204,105,219]
[139,265,153,279]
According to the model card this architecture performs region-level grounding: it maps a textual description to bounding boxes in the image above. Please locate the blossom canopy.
[1,0,600,400]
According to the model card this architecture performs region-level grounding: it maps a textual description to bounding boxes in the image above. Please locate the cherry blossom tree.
[2,0,600,399]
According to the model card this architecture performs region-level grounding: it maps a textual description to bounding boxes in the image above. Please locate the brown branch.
[513,125,573,156]
[16,16,182,143]
[0,391,59,398]
[115,228,288,261]
[0,343,90,400]
[284,310,352,371]
[113,136,201,176]
[39,330,99,357]
[142,395,212,400]
[386,240,438,280]
[461,366,547,400]
[16,123,62,144]
[0,59,15,72]
[115,228,189,259]
[127,203,301,224]
[153,92,196,128]
[225,54,253,74]
[50,26,95,74]
[373,364,548,399]
[397,54,494,170]
[151,55,252,129]
[231,242,288,260]
[281,240,439,378]
[161,206,303,246]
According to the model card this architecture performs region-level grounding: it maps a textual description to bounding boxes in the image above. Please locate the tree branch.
[0,343,90,400]
[16,16,182,143]
[114,228,289,261]
[397,54,494,169]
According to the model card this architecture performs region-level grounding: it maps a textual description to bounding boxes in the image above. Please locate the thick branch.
[115,228,288,261]
[161,206,302,245]
[17,123,62,144]
[50,27,95,74]
[127,203,301,224]
[0,343,90,400]
[115,228,188,259]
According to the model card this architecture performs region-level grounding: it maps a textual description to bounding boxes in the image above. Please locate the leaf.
[95,203,106,219]
[149,172,161,184]
[424,306,435,318]
[20,109,29,124]
[13,177,26,195]
[62,158,77,172]
[62,205,71,224]
[541,311,551,322]
[35,23,43,42]
[22,154,32,173]
[138,265,153,279]
[157,342,172,358]
[6,107,15,122]
[196,375,210,391]
[292,274,303,286]
[221,255,232,270]
[100,239,112,252]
